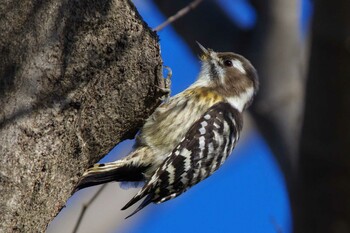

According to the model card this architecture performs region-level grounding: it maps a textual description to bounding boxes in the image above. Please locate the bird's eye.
[224,60,233,67]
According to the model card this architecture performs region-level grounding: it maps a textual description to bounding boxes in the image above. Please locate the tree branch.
[153,0,205,32]
[72,184,107,233]
[296,0,350,232]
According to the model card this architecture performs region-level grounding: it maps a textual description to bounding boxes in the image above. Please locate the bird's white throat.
[226,86,254,112]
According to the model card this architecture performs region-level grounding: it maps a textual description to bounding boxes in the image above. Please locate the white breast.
[226,86,254,112]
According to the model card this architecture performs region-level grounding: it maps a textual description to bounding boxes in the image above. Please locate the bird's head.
[194,42,259,111]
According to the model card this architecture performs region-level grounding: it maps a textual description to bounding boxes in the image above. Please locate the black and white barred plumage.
[73,43,258,218]
[121,102,242,216]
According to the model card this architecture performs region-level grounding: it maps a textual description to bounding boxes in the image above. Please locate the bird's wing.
[122,102,243,218]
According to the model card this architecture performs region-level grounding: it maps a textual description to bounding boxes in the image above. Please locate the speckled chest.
[139,88,224,156]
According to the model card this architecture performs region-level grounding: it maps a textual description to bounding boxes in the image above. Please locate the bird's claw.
[156,66,172,101]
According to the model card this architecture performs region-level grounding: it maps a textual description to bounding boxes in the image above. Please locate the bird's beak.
[196,41,210,61]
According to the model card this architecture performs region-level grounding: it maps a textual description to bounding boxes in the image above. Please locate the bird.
[73,42,259,218]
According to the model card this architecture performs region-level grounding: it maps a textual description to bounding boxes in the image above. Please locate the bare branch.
[153,0,205,32]
[72,184,108,233]
[270,217,283,233]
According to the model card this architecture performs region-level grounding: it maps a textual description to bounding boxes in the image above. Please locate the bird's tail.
[72,160,149,194]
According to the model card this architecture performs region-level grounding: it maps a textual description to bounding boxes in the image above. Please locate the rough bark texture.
[296,0,350,232]
[0,0,164,232]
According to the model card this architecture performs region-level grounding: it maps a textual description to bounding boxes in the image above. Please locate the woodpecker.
[73,42,259,218]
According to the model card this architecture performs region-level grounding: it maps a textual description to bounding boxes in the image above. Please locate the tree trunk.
[248,0,303,175]
[296,0,350,232]
[0,0,163,232]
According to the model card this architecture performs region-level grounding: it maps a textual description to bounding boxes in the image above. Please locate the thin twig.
[153,0,205,32]
[72,184,108,233]
[270,216,283,233]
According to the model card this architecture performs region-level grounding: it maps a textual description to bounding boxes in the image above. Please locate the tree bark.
[0,0,163,232]
[296,0,350,232]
